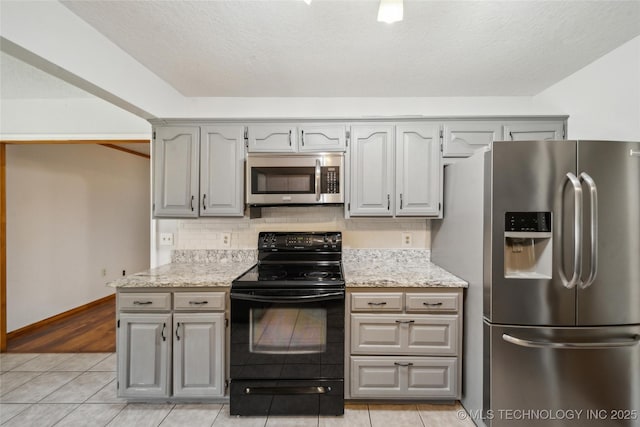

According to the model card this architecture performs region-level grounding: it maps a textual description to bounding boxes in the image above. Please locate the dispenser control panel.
[505,212,551,232]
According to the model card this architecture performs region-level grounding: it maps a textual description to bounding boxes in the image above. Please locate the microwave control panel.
[321,167,340,194]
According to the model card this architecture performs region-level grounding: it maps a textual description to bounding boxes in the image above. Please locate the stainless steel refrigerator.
[432,140,640,427]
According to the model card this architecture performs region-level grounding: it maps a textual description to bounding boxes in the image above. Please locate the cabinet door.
[117,313,171,398]
[350,356,458,399]
[395,124,441,216]
[298,124,347,152]
[349,125,395,216]
[200,125,245,216]
[442,120,502,157]
[503,121,565,141]
[351,314,458,355]
[247,124,297,152]
[173,313,225,398]
[153,127,200,218]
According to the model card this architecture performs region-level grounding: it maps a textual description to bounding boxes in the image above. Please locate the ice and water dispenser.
[504,212,552,279]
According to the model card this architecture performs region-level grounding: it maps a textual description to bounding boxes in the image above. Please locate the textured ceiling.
[60,0,640,97]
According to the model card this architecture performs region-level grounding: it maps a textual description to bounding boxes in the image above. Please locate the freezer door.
[487,140,577,325]
[484,322,640,427]
[576,140,640,326]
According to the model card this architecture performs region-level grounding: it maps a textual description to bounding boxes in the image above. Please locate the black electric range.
[230,231,345,416]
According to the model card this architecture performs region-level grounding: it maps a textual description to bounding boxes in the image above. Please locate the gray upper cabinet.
[349,125,395,216]
[504,121,565,141]
[298,124,347,152]
[396,124,441,216]
[200,125,245,216]
[153,127,200,218]
[247,124,297,152]
[442,120,502,157]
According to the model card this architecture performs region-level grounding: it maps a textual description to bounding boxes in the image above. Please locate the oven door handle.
[230,291,344,303]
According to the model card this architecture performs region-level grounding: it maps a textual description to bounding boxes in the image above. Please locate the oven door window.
[250,307,326,354]
[251,167,315,194]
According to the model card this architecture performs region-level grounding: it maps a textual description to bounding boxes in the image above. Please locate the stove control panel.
[258,232,342,251]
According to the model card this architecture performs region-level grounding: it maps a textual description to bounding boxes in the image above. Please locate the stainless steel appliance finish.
[246,154,344,205]
[432,140,640,427]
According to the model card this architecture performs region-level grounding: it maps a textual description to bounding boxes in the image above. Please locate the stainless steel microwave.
[246,154,344,205]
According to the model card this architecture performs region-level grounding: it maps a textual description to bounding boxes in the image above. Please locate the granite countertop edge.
[109,249,467,289]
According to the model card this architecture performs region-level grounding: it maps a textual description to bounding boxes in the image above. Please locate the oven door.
[230,288,345,415]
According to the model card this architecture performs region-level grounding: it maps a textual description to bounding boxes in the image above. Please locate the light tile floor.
[0,353,476,427]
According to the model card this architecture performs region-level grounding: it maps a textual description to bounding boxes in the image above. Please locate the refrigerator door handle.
[578,172,598,289]
[559,172,583,289]
[502,333,640,349]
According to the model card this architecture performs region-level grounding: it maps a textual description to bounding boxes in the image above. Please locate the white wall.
[6,144,150,331]
[534,35,640,140]
[0,98,150,140]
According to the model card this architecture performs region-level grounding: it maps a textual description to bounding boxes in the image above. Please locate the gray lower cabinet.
[117,312,172,398]
[350,356,458,399]
[346,288,463,400]
[117,290,226,400]
[173,312,225,398]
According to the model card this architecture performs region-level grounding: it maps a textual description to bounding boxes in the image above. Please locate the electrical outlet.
[159,233,174,246]
[101,268,107,277]
[221,232,231,248]
[402,232,412,247]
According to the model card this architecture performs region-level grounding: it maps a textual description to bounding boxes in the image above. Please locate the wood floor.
[6,296,116,353]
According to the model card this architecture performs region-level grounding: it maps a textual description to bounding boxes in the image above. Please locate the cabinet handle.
[301,130,305,146]
[189,301,209,305]
[395,320,415,324]
[190,195,194,211]
[202,194,207,210]
[422,302,443,307]
[394,362,414,367]
[387,194,390,210]
[161,323,166,342]
[175,322,180,341]
[367,302,387,306]
[400,193,403,210]
[133,300,153,305]
[289,130,292,146]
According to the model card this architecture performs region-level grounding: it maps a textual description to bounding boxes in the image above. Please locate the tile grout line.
[155,402,176,427]
[0,370,47,398]
[367,403,373,427]
[0,402,34,425]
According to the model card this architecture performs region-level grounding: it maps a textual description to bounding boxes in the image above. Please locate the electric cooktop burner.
[237,263,343,286]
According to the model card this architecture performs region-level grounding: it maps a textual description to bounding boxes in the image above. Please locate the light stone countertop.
[343,249,467,288]
[109,249,466,289]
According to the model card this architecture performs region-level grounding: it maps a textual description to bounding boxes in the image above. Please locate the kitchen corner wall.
[154,206,429,265]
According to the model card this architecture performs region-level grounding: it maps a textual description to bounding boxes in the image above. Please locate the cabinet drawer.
[406,293,459,313]
[351,292,403,312]
[174,292,225,311]
[350,356,458,399]
[118,293,171,311]
[351,314,458,355]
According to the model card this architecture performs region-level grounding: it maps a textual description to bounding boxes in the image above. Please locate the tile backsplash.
[173,206,430,249]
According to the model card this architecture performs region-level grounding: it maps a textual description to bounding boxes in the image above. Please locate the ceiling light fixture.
[377,0,403,23]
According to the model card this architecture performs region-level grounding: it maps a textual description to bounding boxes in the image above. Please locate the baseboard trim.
[7,294,115,340]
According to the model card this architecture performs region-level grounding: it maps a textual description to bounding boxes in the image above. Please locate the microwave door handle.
[315,159,321,202]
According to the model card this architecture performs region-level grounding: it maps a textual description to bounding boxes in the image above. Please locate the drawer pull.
[394,362,414,367]
[367,302,387,306]
[423,302,443,307]
[395,320,415,324]
[133,300,153,305]
[189,301,209,305]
